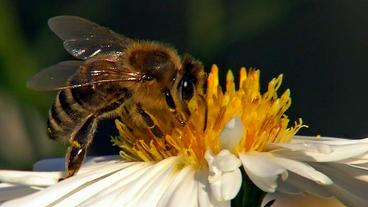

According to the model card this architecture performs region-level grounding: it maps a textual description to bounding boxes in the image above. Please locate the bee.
[28,16,207,179]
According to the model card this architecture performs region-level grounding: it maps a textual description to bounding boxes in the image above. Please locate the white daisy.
[1,66,367,207]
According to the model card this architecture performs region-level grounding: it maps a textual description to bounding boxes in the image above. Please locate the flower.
[1,65,368,207]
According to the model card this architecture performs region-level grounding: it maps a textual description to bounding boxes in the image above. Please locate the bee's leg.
[63,144,87,179]
[136,104,163,138]
[163,89,186,126]
[60,115,98,181]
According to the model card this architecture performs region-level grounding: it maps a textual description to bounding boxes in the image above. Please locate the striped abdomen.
[47,84,129,143]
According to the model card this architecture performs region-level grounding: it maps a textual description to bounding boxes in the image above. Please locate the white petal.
[350,163,368,182]
[0,170,61,187]
[55,162,151,207]
[292,135,368,144]
[207,150,242,172]
[47,158,176,207]
[310,162,368,207]
[218,169,242,200]
[205,150,242,201]
[156,167,198,207]
[0,183,38,203]
[277,163,368,207]
[240,152,332,192]
[196,170,230,207]
[266,154,333,185]
[267,136,368,163]
[3,156,225,207]
[269,142,368,207]
[2,160,139,207]
[276,171,332,197]
[239,153,287,192]
[343,153,368,165]
[219,117,243,150]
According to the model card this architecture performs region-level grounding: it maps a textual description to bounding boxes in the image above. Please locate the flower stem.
[231,168,266,207]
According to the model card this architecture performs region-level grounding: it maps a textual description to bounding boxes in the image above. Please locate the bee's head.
[176,55,206,104]
[126,42,206,128]
[126,42,205,103]
[167,55,206,126]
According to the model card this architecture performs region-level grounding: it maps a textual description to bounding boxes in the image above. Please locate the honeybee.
[28,16,207,179]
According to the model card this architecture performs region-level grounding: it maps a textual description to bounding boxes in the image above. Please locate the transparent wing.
[48,16,132,60]
[28,61,144,91]
[27,61,82,90]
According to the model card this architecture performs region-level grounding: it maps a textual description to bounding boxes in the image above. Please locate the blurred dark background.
[1,0,368,169]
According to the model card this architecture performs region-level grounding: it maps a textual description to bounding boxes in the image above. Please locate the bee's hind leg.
[59,115,98,181]
[62,145,87,180]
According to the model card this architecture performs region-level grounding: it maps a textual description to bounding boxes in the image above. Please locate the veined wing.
[48,16,132,60]
[28,61,143,91]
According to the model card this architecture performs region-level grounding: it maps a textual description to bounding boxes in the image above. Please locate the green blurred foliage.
[0,0,43,105]
[1,0,368,169]
[0,0,63,169]
[187,0,296,61]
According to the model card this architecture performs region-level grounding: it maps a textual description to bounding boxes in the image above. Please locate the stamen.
[113,65,305,169]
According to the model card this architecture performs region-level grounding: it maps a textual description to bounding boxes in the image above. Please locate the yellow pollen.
[113,65,305,168]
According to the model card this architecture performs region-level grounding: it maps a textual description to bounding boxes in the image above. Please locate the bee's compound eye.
[180,74,195,101]
[142,73,153,81]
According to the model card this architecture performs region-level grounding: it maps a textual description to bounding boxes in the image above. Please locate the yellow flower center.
[113,65,305,168]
